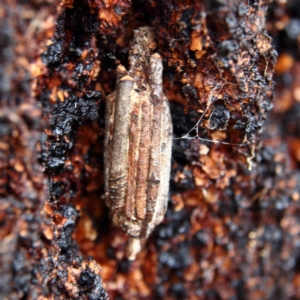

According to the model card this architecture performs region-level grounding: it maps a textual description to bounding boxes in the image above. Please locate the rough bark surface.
[0,0,299,299]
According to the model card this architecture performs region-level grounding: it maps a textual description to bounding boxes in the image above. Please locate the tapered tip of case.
[151,53,162,59]
[117,65,127,72]
[120,75,134,82]
[126,237,143,260]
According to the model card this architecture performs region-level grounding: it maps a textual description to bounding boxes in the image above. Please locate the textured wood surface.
[1,0,300,299]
